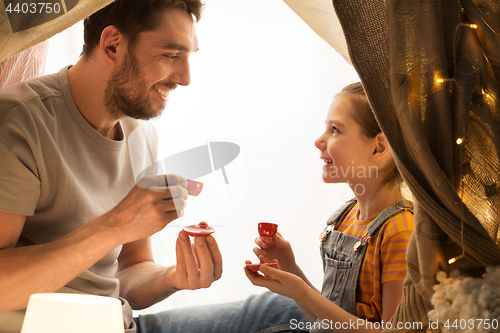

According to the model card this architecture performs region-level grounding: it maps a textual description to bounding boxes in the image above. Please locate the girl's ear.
[99,26,123,65]
[371,133,391,159]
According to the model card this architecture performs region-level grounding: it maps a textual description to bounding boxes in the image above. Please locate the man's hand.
[166,222,223,290]
[105,174,188,245]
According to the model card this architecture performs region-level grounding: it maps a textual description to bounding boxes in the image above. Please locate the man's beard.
[104,50,164,120]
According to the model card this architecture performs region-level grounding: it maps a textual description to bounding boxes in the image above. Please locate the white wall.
[44,0,360,315]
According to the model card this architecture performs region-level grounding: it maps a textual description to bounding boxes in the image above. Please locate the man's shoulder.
[0,71,66,127]
[0,71,63,111]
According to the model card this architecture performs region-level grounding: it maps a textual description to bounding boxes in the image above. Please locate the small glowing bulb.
[448,254,464,265]
[456,138,463,145]
[470,24,478,29]
[436,78,444,83]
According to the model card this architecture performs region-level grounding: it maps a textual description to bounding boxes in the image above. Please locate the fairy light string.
[434,12,477,265]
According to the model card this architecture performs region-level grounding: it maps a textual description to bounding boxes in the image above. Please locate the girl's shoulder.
[379,209,414,240]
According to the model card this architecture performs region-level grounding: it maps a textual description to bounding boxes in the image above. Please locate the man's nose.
[170,57,191,87]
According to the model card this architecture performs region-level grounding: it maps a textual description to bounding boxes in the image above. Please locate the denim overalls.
[310,199,413,332]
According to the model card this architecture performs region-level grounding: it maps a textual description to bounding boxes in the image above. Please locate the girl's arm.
[245,264,404,333]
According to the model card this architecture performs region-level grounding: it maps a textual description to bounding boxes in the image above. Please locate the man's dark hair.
[81,0,203,58]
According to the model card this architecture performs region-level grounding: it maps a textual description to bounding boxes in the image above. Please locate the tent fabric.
[324,0,500,330]
[282,0,350,65]
[0,0,114,63]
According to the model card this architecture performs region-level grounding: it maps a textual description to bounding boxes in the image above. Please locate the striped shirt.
[337,203,414,322]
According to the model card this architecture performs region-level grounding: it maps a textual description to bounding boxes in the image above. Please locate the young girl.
[245,82,414,332]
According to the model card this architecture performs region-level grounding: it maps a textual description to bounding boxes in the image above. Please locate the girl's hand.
[244,259,309,302]
[253,232,297,272]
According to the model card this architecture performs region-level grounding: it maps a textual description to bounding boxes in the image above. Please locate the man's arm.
[116,222,223,310]
[0,174,188,313]
[0,211,124,313]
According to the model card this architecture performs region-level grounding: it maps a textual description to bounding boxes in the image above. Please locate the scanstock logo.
[137,142,241,185]
[128,124,248,223]
[4,0,79,33]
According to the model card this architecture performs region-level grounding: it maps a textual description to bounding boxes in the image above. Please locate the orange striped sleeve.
[379,211,414,283]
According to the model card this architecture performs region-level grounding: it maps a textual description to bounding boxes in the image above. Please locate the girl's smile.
[315,95,375,184]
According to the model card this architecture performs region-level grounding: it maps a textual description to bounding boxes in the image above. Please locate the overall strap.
[326,198,358,227]
[320,198,357,242]
[353,200,413,252]
[366,200,414,238]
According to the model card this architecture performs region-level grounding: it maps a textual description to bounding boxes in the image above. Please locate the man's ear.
[99,26,123,65]
[371,133,391,160]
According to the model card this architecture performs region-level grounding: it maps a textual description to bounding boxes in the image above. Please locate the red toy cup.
[258,222,278,238]
[187,180,203,196]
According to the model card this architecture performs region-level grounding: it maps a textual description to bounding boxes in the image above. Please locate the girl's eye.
[332,126,339,134]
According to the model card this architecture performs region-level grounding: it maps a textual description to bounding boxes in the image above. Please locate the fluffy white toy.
[428,266,500,333]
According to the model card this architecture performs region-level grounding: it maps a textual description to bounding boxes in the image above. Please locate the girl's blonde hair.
[338,82,381,139]
[337,82,410,199]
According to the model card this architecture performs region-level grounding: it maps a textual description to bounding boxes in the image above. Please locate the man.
[0,1,222,332]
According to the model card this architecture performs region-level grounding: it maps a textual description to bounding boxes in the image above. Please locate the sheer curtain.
[0,42,48,89]
[43,0,360,315]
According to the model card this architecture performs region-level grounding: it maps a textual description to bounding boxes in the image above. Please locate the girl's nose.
[314,135,326,150]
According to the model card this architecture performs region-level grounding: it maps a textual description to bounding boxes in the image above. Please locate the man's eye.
[164,54,178,59]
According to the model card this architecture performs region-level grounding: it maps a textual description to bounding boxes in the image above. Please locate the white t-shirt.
[0,66,157,333]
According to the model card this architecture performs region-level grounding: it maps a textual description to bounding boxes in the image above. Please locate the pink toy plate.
[245,262,278,271]
[183,225,215,237]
